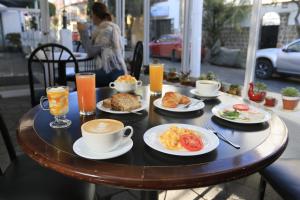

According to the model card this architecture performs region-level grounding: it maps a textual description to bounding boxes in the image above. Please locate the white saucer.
[190,89,221,98]
[73,137,133,160]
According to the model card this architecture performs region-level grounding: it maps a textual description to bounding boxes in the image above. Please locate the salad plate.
[143,124,219,156]
[212,103,271,124]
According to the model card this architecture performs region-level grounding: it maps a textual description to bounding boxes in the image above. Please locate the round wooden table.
[17,85,288,200]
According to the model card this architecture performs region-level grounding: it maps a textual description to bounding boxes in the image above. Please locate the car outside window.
[287,41,300,52]
[158,35,168,42]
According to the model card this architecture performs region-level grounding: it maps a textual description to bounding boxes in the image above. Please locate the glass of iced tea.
[150,63,164,95]
[76,73,96,115]
[40,86,71,128]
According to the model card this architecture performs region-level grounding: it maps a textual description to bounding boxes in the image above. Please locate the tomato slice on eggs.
[179,134,204,151]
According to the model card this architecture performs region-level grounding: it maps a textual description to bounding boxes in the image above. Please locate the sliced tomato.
[233,104,249,111]
[179,134,204,151]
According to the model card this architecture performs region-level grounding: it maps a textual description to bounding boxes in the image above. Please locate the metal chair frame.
[28,43,79,107]
[129,41,143,80]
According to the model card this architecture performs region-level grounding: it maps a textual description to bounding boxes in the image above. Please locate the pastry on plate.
[162,92,191,108]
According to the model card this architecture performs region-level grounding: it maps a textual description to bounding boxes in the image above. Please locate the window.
[287,42,300,52]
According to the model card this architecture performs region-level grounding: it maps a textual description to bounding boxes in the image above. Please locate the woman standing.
[77,2,127,87]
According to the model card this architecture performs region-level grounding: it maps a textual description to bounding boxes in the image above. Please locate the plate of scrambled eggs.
[143,124,219,156]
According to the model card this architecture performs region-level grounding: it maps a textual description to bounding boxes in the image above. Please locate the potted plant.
[5,33,21,52]
[281,87,300,110]
[199,71,217,81]
[166,68,179,82]
[248,82,267,102]
[228,84,241,96]
[180,70,195,86]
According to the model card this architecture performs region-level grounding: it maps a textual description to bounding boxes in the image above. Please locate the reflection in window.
[287,42,300,52]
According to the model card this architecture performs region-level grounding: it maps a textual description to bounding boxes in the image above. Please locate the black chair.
[129,41,143,80]
[28,43,79,107]
[259,159,300,200]
[0,112,95,200]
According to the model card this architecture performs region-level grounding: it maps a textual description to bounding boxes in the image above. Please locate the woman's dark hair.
[92,2,112,21]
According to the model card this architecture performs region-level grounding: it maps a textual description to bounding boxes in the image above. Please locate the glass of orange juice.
[150,63,164,95]
[76,73,96,115]
[40,86,71,128]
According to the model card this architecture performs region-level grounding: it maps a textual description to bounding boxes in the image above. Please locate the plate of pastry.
[153,92,205,112]
[97,93,147,114]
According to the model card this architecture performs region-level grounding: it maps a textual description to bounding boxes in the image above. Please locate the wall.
[219,27,250,67]
[216,3,299,68]
[150,0,181,33]
[1,10,22,36]
[277,12,299,47]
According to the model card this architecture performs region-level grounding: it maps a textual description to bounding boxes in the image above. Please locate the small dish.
[73,137,133,160]
[153,97,204,112]
[190,89,221,99]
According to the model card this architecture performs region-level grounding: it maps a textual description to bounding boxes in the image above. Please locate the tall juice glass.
[76,73,96,115]
[150,63,164,95]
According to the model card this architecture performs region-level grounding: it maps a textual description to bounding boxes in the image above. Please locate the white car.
[256,39,300,79]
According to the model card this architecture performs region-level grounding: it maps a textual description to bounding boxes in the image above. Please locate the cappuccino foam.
[83,119,123,134]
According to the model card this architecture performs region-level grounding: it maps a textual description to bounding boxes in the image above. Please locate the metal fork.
[129,111,143,115]
[183,100,203,108]
[206,125,241,149]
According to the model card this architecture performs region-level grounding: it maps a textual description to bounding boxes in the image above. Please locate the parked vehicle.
[256,39,300,79]
[149,34,205,61]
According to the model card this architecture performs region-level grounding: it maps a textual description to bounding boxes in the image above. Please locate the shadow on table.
[154,108,204,119]
[211,116,269,132]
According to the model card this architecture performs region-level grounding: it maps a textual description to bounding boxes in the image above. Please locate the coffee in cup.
[81,119,133,153]
[195,80,221,96]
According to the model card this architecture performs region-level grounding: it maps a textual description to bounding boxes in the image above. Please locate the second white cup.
[196,80,221,96]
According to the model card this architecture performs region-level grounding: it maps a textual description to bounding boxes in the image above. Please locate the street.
[156,58,300,93]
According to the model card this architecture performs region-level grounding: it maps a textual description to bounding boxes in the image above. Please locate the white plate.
[153,97,204,112]
[143,124,219,156]
[212,103,272,124]
[97,100,147,114]
[73,137,133,160]
[190,89,221,98]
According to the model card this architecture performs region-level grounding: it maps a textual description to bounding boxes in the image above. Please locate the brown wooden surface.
[17,85,288,190]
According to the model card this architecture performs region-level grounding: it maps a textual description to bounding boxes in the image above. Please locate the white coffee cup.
[109,80,142,93]
[196,80,221,96]
[81,119,133,153]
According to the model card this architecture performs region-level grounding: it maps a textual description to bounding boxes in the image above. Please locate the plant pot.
[282,96,300,110]
[264,96,277,107]
[249,91,266,102]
